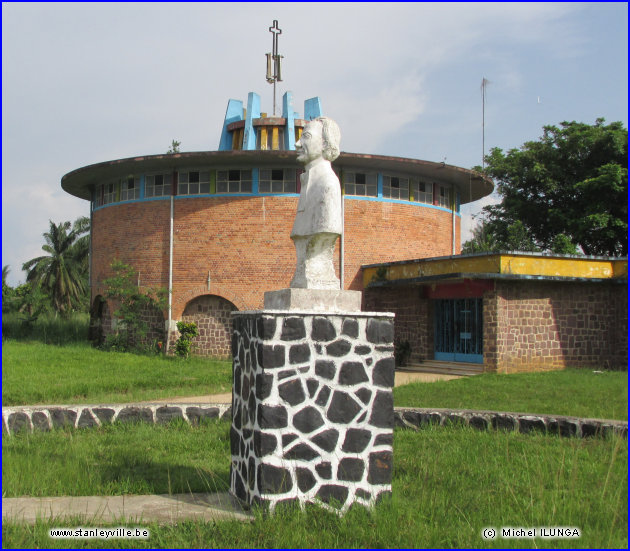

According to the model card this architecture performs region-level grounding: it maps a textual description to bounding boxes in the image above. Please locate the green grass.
[394,369,628,420]
[2,421,627,548]
[2,341,232,406]
[2,312,90,345]
[4,340,627,421]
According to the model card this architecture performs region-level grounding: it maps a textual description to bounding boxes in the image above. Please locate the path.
[144,371,460,404]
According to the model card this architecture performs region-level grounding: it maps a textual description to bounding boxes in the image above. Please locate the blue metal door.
[434,298,483,363]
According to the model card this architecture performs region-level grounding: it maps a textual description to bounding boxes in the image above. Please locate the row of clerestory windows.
[92,167,455,210]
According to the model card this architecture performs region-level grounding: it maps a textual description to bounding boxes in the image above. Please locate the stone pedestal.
[264,288,362,313]
[229,310,395,513]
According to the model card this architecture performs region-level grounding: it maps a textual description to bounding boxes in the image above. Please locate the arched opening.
[180,294,238,358]
[88,295,110,346]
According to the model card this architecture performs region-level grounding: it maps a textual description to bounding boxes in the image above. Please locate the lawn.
[2,341,232,406]
[3,340,627,422]
[2,420,627,549]
[393,369,628,421]
[3,341,628,548]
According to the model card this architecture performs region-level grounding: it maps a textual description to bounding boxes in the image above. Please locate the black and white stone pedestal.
[229,309,395,513]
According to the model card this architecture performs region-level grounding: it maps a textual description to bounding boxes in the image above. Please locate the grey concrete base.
[2,492,253,525]
[264,288,362,313]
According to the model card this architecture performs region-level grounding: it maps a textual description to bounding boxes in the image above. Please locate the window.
[438,184,451,208]
[383,175,409,200]
[256,127,285,150]
[411,179,432,204]
[178,170,211,195]
[93,186,103,208]
[145,173,172,197]
[120,176,140,201]
[344,172,377,197]
[259,168,296,193]
[216,169,252,193]
[103,182,116,205]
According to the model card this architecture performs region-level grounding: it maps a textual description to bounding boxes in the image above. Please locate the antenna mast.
[266,20,283,116]
[481,77,489,170]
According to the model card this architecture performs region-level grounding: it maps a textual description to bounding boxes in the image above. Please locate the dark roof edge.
[365,272,628,288]
[362,251,628,269]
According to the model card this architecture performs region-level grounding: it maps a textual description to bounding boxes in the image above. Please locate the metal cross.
[269,20,282,57]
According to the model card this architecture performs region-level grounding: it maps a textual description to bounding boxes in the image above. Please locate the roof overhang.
[61,150,493,203]
[363,252,628,288]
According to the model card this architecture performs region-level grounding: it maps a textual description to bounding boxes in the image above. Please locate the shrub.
[101,261,167,353]
[175,321,199,358]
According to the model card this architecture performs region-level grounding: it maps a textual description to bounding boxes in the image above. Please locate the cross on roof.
[269,19,281,55]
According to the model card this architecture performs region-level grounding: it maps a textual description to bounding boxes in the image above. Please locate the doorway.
[434,298,483,363]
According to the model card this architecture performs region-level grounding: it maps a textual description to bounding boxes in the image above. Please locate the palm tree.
[22,217,90,315]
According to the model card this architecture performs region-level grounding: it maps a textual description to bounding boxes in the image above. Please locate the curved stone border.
[2,403,626,439]
[394,407,627,438]
[2,403,232,435]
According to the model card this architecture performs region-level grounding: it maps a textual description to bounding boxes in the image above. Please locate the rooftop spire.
[265,20,283,116]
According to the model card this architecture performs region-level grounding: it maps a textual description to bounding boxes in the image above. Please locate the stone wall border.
[2,403,232,436]
[394,407,627,438]
[3,403,625,439]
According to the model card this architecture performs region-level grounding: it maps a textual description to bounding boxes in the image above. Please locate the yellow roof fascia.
[499,254,623,279]
[363,253,627,288]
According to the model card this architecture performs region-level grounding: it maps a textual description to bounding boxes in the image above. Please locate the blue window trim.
[252,167,259,195]
[93,192,461,215]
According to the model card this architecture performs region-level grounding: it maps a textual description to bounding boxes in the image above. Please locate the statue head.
[296,116,341,164]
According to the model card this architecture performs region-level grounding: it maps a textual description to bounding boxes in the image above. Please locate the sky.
[2,2,628,287]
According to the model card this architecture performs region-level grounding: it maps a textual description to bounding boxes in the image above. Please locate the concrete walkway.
[3,492,253,525]
[143,370,460,404]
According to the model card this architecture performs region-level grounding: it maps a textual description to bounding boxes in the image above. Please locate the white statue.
[290,117,342,290]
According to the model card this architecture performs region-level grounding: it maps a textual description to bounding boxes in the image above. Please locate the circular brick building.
[62,92,492,356]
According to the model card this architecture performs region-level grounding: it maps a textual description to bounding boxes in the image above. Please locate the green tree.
[21,217,90,315]
[463,218,538,254]
[2,265,13,312]
[462,220,499,254]
[167,139,181,154]
[480,119,627,256]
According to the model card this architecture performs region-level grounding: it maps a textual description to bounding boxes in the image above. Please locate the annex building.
[363,252,627,373]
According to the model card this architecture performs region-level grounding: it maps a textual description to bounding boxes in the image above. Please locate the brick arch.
[172,284,247,320]
[180,294,238,358]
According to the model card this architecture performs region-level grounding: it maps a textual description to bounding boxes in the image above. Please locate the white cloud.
[1,2,626,286]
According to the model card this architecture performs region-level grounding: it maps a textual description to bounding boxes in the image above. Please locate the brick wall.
[487,280,627,373]
[364,279,626,373]
[343,201,459,290]
[89,294,165,350]
[363,286,432,363]
[92,197,459,318]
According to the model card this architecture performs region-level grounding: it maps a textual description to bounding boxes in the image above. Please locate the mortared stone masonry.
[229,311,395,513]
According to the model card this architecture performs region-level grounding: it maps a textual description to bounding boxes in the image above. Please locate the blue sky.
[2,2,628,286]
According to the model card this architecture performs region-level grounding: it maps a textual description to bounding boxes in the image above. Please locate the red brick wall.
[344,201,459,290]
[92,197,460,317]
[487,280,627,373]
